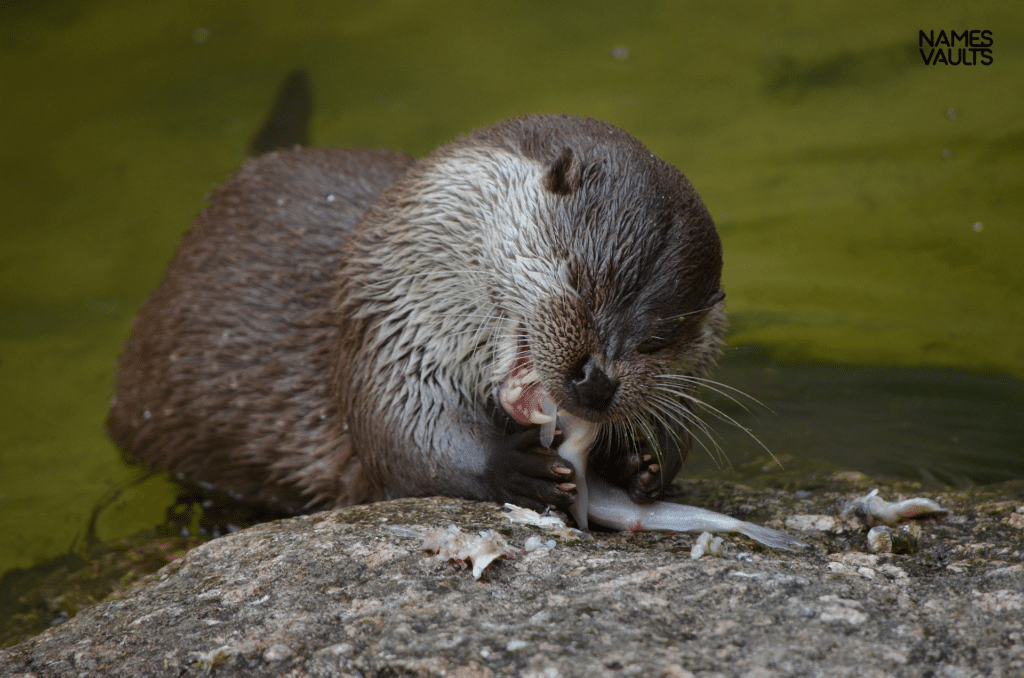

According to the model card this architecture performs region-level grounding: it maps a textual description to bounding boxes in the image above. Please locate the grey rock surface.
[2,478,1023,677]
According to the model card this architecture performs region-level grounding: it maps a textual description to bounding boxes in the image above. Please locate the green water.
[1,1,1022,578]
[689,348,1024,487]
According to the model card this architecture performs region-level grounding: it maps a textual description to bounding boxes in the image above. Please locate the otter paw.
[626,446,666,504]
[487,427,576,513]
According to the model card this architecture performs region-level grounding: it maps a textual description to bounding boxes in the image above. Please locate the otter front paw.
[486,427,576,513]
[590,437,674,505]
[625,444,666,504]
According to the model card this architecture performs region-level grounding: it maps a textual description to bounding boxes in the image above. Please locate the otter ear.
[544,147,582,196]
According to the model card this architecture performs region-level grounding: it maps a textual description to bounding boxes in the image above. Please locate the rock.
[2,480,1023,677]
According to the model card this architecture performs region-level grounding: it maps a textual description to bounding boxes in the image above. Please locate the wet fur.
[108,115,726,516]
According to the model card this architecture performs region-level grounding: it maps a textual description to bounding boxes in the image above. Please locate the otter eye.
[637,336,671,355]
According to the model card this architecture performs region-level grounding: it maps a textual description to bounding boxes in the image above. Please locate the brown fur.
[108,148,413,511]
[109,115,725,515]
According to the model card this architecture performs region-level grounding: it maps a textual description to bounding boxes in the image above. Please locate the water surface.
[1,0,1021,577]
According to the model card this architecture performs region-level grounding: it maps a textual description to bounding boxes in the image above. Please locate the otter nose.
[571,356,618,411]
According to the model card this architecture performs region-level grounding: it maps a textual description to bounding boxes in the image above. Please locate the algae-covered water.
[1,1,1022,578]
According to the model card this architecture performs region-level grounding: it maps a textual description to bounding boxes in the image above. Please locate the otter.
[108,114,802,549]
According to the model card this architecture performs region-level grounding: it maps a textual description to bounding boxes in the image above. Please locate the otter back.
[108,148,413,512]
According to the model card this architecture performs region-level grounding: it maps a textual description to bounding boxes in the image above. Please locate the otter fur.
[108,115,801,548]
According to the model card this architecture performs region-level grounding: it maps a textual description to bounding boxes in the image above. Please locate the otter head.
[481,116,726,441]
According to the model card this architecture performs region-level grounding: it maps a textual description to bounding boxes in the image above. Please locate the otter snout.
[569,356,619,413]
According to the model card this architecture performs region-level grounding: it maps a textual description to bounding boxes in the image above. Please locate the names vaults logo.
[920,30,994,65]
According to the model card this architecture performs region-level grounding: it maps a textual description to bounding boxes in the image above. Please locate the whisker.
[657,373,774,415]
[664,298,724,322]
[646,393,728,468]
[653,385,780,469]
